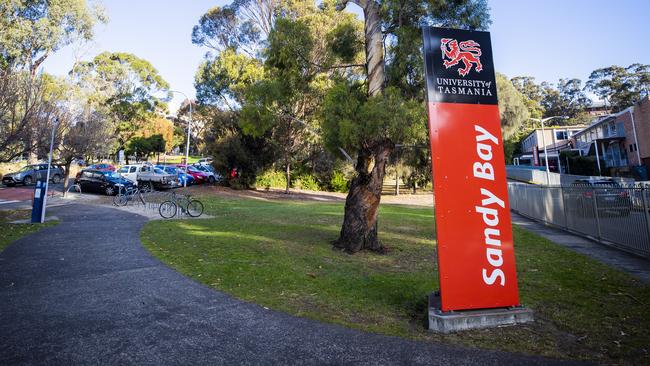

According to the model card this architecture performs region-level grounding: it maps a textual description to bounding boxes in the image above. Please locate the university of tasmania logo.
[440,38,483,77]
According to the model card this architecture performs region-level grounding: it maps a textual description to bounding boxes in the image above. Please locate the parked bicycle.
[159,192,204,219]
[113,185,152,207]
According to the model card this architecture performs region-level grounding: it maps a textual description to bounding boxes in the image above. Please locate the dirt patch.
[193,185,434,207]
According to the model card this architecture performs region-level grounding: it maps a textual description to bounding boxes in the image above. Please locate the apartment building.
[517,126,586,171]
[572,97,649,176]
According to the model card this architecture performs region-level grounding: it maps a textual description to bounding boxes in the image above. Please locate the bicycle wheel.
[114,194,129,206]
[186,199,204,217]
[159,201,177,219]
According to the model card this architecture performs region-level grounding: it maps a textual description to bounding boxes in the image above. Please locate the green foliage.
[293,173,320,191]
[327,22,360,63]
[322,82,425,153]
[329,170,349,192]
[255,170,287,190]
[191,3,264,55]
[510,76,545,119]
[71,52,170,151]
[541,78,591,119]
[126,134,166,158]
[210,132,276,189]
[586,64,650,112]
[194,48,264,107]
[496,72,530,139]
[379,0,492,99]
[0,0,107,72]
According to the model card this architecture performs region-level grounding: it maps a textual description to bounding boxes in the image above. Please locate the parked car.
[88,163,116,172]
[197,157,213,165]
[176,164,208,184]
[75,169,134,196]
[567,179,633,216]
[156,165,194,186]
[2,164,64,186]
[116,164,144,183]
[136,165,177,190]
[191,164,221,183]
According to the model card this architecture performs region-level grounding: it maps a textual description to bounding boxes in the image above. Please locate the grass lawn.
[0,210,58,252]
[158,155,203,164]
[141,195,650,364]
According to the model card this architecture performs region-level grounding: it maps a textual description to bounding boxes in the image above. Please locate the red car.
[176,164,208,184]
[76,163,116,179]
[88,163,116,172]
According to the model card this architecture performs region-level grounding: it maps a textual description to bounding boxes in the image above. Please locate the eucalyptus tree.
[326,0,491,253]
[0,71,56,162]
[0,0,106,74]
[70,52,170,159]
[586,64,650,112]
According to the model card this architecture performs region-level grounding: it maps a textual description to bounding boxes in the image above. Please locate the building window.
[556,131,568,140]
[630,143,638,152]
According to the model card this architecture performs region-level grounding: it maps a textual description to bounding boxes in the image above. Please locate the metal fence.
[508,182,650,258]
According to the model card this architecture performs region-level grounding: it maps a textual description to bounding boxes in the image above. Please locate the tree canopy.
[0,0,107,73]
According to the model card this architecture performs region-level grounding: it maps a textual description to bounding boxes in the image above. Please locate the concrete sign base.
[428,293,534,333]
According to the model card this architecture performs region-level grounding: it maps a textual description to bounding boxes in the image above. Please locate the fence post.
[560,186,568,229]
[592,188,602,241]
[641,185,650,252]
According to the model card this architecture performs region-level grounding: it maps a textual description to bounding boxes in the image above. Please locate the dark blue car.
[75,169,134,195]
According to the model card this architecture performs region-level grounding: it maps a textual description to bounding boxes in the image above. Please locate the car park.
[75,169,134,196]
[2,164,64,186]
[567,179,633,216]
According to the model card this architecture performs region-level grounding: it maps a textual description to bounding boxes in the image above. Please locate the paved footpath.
[511,213,650,283]
[0,204,586,365]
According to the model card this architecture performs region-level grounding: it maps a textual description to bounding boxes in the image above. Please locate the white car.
[197,157,213,165]
[192,164,220,183]
[116,164,144,183]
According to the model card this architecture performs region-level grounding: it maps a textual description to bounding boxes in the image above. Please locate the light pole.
[170,90,192,187]
[41,118,60,223]
[529,116,567,185]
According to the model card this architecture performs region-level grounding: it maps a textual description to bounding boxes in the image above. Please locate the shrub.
[293,174,320,191]
[329,171,349,193]
[255,170,287,190]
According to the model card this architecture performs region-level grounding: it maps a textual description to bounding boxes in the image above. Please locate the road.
[0,183,65,210]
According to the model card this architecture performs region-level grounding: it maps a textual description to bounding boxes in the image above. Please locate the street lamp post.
[41,118,60,223]
[170,90,192,188]
[529,116,568,185]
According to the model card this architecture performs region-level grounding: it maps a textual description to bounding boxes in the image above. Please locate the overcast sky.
[41,0,650,112]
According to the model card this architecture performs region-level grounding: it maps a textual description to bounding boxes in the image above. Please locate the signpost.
[422,27,532,330]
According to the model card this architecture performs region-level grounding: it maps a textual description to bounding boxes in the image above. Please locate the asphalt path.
[0,204,587,365]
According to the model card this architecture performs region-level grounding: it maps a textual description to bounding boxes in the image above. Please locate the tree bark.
[334,140,393,253]
[361,0,384,97]
[62,161,72,198]
[285,161,291,194]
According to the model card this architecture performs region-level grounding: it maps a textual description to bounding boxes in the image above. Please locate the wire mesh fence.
[508,182,650,258]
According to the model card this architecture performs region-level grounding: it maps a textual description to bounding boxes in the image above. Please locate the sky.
[41,0,650,113]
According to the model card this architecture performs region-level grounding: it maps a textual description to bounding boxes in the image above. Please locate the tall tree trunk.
[339,0,384,96]
[335,0,388,253]
[335,140,393,253]
[62,161,72,198]
[285,161,291,194]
